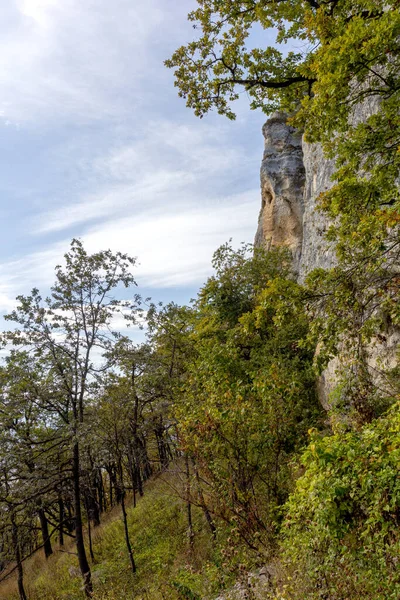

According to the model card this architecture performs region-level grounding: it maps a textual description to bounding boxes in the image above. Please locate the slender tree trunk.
[87,489,100,527]
[193,462,216,539]
[155,428,168,469]
[38,508,53,558]
[139,436,152,480]
[107,465,119,505]
[130,376,146,494]
[73,442,93,597]
[121,491,136,574]
[129,444,143,497]
[97,470,105,513]
[66,500,75,532]
[88,493,100,527]
[87,453,101,526]
[135,464,143,498]
[117,454,136,573]
[130,439,144,497]
[113,466,123,505]
[11,518,27,600]
[58,498,64,547]
[84,495,95,562]
[127,451,137,508]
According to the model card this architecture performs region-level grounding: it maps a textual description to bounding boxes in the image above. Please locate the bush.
[281,404,400,599]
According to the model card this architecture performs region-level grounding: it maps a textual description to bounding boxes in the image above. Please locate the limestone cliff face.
[298,94,381,279]
[298,141,336,281]
[255,112,336,278]
[255,113,305,271]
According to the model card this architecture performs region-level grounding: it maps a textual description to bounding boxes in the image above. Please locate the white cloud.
[0,242,67,312]
[0,190,258,314]
[0,0,169,125]
[33,170,196,234]
[31,117,254,235]
[82,193,259,287]
[0,0,264,321]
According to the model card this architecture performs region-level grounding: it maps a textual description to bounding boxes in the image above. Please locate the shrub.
[281,404,400,599]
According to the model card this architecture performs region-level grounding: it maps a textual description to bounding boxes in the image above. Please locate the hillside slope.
[0,472,215,600]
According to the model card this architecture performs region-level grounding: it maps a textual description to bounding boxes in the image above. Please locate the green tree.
[166,1,399,129]
[2,239,139,597]
[174,244,321,552]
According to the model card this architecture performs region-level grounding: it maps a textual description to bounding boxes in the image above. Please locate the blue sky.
[0,0,270,316]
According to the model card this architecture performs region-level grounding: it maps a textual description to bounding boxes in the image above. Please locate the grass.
[0,470,234,600]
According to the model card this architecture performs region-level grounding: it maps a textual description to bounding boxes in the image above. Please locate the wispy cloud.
[0,0,169,125]
[82,193,259,287]
[0,191,258,313]
[31,119,255,235]
[0,0,264,318]
[0,241,67,312]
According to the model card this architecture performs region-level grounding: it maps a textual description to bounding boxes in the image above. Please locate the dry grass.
[0,499,127,600]
[0,471,220,600]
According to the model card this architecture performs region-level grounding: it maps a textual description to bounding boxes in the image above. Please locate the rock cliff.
[255,112,335,278]
[255,110,399,411]
[254,113,306,271]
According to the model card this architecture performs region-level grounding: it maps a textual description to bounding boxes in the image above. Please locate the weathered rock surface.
[298,94,382,280]
[298,141,336,281]
[254,112,336,278]
[255,113,305,271]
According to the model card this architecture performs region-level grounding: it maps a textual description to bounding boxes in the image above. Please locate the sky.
[0,0,270,319]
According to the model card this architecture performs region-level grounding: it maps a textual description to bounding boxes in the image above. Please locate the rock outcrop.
[298,141,336,281]
[255,112,336,278]
[255,113,305,272]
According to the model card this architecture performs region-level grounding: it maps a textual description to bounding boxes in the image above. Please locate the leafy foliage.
[282,405,400,599]
[174,244,322,550]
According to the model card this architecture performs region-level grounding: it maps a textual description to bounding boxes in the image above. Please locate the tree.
[173,244,321,551]
[166,1,398,126]
[2,239,139,597]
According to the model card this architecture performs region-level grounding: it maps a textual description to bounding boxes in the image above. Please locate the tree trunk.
[84,495,95,562]
[73,442,93,597]
[87,489,100,527]
[38,508,53,558]
[139,436,152,481]
[194,462,216,539]
[117,455,136,575]
[87,454,101,526]
[121,491,136,574]
[58,498,64,547]
[66,500,75,533]
[129,444,143,497]
[97,470,105,513]
[11,518,27,600]
[129,439,144,497]
[155,427,169,469]
[127,451,137,508]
